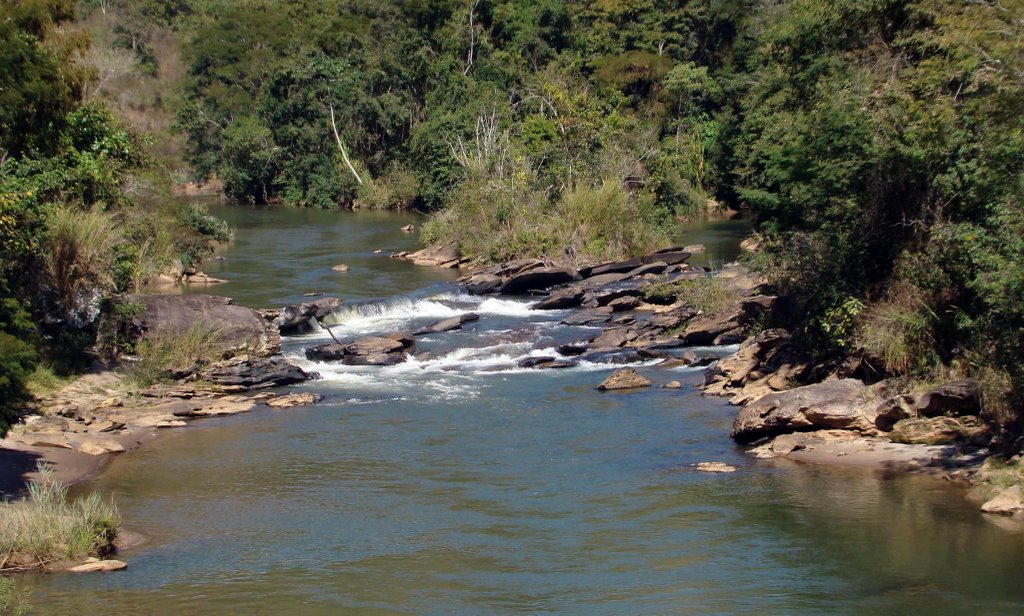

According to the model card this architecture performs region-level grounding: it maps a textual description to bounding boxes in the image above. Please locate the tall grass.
[642,275,739,314]
[857,299,937,375]
[41,205,120,324]
[0,578,30,616]
[0,465,119,571]
[124,323,225,388]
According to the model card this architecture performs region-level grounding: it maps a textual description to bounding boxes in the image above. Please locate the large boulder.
[305,333,414,365]
[500,267,581,295]
[201,356,313,389]
[133,295,280,357]
[731,379,879,443]
[915,379,982,417]
[464,273,503,295]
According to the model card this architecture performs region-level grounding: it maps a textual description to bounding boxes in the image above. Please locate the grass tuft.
[0,465,120,571]
[642,275,738,314]
[124,323,225,389]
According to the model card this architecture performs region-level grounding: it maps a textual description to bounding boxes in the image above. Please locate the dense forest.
[1,0,1022,432]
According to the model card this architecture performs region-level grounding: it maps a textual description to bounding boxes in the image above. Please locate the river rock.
[561,307,613,326]
[596,368,652,391]
[500,267,580,295]
[915,379,982,417]
[201,356,313,388]
[682,295,776,345]
[332,264,350,272]
[131,295,281,358]
[533,287,586,310]
[731,379,879,444]
[266,392,323,408]
[981,485,1024,515]
[589,327,638,348]
[415,313,479,335]
[23,433,72,449]
[401,224,415,233]
[680,351,719,367]
[608,296,642,312]
[874,394,917,431]
[68,559,128,573]
[306,333,414,365]
[663,380,682,389]
[464,273,503,295]
[517,356,576,369]
[272,303,318,335]
[406,242,463,268]
[695,462,737,473]
[581,256,645,278]
[77,438,126,456]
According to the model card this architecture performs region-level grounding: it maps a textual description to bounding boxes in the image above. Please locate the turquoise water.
[23,206,1024,614]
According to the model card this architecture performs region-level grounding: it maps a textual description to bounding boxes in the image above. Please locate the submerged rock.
[596,368,652,391]
[68,559,128,573]
[695,462,737,473]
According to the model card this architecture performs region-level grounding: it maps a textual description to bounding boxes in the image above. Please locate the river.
[22,203,1024,614]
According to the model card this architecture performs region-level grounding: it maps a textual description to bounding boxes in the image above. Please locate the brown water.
[20,204,1024,614]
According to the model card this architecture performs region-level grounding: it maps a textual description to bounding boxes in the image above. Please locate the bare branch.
[329,104,364,185]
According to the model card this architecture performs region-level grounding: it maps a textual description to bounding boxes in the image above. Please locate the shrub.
[0,465,119,571]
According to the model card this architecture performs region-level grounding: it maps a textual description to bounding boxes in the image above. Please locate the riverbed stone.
[695,462,737,473]
[596,368,652,391]
[533,287,586,310]
[266,392,323,408]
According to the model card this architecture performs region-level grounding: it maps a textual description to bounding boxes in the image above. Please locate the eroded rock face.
[916,379,982,417]
[133,295,280,357]
[596,368,652,391]
[731,379,879,443]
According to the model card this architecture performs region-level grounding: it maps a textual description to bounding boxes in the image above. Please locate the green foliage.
[0,464,120,571]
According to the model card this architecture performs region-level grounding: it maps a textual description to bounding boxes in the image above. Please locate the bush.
[0,333,37,437]
[0,465,119,571]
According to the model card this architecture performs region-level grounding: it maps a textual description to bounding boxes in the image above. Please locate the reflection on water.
[22,206,1024,614]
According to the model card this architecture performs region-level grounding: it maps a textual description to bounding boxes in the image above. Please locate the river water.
[23,204,1024,614]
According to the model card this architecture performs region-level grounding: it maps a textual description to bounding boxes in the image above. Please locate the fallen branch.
[328,105,363,185]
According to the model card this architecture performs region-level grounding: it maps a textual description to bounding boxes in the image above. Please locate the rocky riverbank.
[4,242,1021,528]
